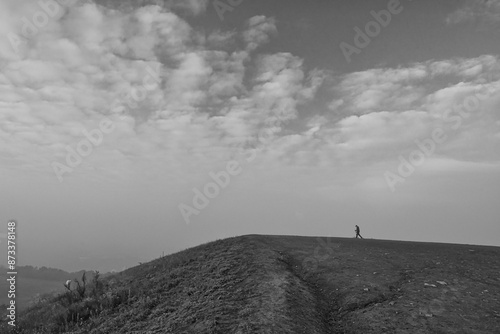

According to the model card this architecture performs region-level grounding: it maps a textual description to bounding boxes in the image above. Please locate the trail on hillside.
[261,235,500,334]
[8,235,500,333]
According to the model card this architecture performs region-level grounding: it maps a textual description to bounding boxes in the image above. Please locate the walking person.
[355,225,363,239]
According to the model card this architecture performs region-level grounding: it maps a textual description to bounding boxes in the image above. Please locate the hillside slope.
[0,267,109,310]
[7,235,500,333]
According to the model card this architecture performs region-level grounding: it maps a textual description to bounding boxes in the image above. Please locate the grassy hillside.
[3,235,500,333]
[0,266,108,310]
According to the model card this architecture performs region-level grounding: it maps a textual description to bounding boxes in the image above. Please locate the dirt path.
[260,235,500,334]
[9,235,500,333]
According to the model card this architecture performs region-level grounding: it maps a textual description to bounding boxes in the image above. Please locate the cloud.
[328,55,499,117]
[0,0,499,193]
[446,0,500,27]
[267,55,500,174]
[0,2,323,183]
[169,0,210,16]
[95,0,209,16]
[243,15,277,52]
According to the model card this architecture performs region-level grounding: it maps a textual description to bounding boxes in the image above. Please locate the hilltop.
[4,235,500,333]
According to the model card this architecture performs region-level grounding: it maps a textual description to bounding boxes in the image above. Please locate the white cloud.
[446,0,500,27]
[95,0,209,16]
[0,4,323,184]
[243,15,277,52]
[1,0,499,193]
[271,55,500,173]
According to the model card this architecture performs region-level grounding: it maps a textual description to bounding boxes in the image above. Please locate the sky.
[0,0,499,272]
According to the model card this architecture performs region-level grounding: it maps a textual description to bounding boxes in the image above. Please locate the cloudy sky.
[0,0,499,272]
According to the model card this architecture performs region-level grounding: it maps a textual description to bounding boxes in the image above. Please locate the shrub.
[10,270,125,333]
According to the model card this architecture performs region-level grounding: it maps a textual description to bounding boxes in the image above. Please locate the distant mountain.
[0,265,111,311]
[3,235,500,333]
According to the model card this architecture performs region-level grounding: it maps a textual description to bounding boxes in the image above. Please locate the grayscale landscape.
[1,0,499,333]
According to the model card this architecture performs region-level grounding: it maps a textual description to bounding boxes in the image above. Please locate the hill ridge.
[7,235,500,333]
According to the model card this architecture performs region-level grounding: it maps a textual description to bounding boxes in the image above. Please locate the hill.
[4,235,500,333]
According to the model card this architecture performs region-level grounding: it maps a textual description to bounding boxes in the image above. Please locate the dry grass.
[2,235,499,333]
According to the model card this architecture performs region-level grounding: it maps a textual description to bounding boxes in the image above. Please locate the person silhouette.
[355,225,363,239]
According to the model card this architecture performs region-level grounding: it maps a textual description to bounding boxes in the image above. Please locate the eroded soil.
[10,235,500,333]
